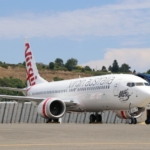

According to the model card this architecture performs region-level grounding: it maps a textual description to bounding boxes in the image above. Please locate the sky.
[0,0,150,73]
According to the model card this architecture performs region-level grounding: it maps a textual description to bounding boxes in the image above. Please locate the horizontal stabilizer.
[0,87,27,92]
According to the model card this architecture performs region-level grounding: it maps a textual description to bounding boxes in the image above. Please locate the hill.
[0,66,93,82]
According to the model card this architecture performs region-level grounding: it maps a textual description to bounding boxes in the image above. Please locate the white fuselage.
[27,74,150,112]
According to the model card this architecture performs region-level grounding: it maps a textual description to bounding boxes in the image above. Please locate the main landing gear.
[145,119,150,124]
[128,118,137,124]
[89,113,102,123]
[145,110,150,124]
[145,114,150,124]
[46,118,59,123]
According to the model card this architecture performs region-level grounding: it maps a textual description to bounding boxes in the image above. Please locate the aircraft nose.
[138,88,150,107]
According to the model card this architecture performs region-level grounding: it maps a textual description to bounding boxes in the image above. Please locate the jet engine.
[115,107,145,119]
[37,98,66,119]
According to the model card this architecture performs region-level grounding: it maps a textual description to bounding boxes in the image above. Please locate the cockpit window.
[144,83,150,86]
[127,82,150,87]
[135,82,144,86]
[127,82,135,87]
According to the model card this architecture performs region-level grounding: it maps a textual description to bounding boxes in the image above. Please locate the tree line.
[48,58,136,73]
[0,58,150,74]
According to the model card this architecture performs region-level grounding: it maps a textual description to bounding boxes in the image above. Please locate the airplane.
[0,39,150,124]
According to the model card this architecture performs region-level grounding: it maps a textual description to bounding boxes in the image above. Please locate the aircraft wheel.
[129,118,137,124]
[90,114,95,123]
[128,118,133,124]
[53,119,59,123]
[133,118,137,124]
[128,118,134,124]
[145,119,150,124]
[145,120,148,124]
[96,114,102,123]
[46,119,52,123]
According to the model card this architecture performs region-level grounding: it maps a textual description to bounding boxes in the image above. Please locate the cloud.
[81,48,150,72]
[0,0,150,38]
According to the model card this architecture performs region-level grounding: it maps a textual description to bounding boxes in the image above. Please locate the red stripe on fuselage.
[42,98,51,118]
[121,111,127,119]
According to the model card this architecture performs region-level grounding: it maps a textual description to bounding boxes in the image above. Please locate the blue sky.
[0,0,150,72]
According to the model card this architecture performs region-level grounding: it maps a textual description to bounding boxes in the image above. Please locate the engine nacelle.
[115,107,145,119]
[37,97,66,119]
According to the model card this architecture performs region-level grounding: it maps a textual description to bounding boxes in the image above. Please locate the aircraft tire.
[46,119,52,123]
[96,114,102,123]
[90,114,95,123]
[53,119,59,123]
[145,119,150,125]
[133,118,137,124]
[128,118,134,124]
[129,118,137,124]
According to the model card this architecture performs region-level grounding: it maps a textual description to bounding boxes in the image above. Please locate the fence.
[0,102,127,124]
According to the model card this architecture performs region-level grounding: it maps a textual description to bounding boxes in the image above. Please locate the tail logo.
[25,43,36,86]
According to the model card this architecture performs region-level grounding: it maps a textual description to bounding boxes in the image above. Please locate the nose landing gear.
[128,118,137,124]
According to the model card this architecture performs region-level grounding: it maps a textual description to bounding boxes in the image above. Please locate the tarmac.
[0,123,150,150]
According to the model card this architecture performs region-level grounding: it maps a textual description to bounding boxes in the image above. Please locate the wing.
[0,95,43,105]
[0,94,79,109]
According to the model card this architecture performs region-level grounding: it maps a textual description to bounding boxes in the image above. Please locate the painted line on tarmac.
[0,143,150,147]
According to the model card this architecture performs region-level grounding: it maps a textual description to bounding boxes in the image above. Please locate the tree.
[23,61,26,66]
[1,62,8,69]
[147,69,150,74]
[76,66,82,70]
[111,60,119,73]
[120,63,131,73]
[53,76,64,81]
[84,66,92,71]
[55,58,64,67]
[101,66,107,71]
[65,58,78,71]
[133,70,136,74]
[49,62,54,70]
[108,65,112,71]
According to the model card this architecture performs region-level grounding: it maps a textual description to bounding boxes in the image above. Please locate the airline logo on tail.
[25,43,37,86]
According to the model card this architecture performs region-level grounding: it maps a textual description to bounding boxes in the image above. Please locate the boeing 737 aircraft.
[0,40,150,124]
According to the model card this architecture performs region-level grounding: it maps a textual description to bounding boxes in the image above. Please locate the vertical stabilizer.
[25,39,48,87]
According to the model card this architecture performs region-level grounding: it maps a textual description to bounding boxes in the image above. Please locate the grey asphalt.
[0,123,150,150]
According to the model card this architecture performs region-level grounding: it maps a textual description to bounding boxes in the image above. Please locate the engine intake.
[37,98,66,119]
[50,100,64,116]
